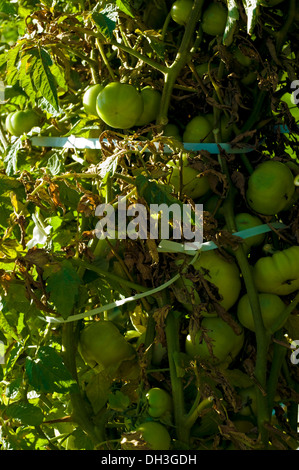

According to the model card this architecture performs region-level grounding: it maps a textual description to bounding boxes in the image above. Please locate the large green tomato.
[146,387,173,418]
[185,316,244,366]
[246,160,295,215]
[252,246,299,296]
[238,386,257,417]
[78,320,135,369]
[6,109,40,136]
[192,249,242,311]
[183,114,214,143]
[170,0,194,26]
[135,86,161,127]
[83,84,104,117]
[167,153,211,199]
[201,3,228,36]
[237,292,286,332]
[96,82,143,129]
[136,421,171,450]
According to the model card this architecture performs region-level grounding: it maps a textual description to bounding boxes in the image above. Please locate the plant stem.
[219,156,271,445]
[164,309,188,444]
[157,0,205,125]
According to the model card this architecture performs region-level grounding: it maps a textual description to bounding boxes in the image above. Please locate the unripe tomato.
[78,320,135,369]
[224,212,265,254]
[146,387,173,418]
[170,0,194,26]
[201,3,228,36]
[237,292,286,332]
[167,153,211,199]
[183,114,214,143]
[185,316,244,366]
[136,421,171,450]
[6,109,40,136]
[96,82,143,129]
[83,84,104,117]
[163,123,182,141]
[233,48,253,67]
[252,246,299,296]
[192,249,242,311]
[143,0,168,29]
[135,86,162,127]
[246,160,295,215]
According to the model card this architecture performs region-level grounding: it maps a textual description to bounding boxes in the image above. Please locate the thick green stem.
[165,309,188,444]
[62,322,104,446]
[220,159,271,444]
[157,0,205,125]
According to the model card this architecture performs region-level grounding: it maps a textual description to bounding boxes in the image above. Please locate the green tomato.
[194,62,217,79]
[135,86,162,127]
[237,292,286,332]
[146,387,173,418]
[253,246,299,296]
[246,160,295,215]
[183,114,214,143]
[96,82,143,129]
[143,0,168,29]
[201,3,228,36]
[167,153,211,199]
[6,109,40,136]
[163,123,182,141]
[83,84,104,117]
[78,320,135,369]
[170,0,194,26]
[233,48,253,67]
[136,421,171,450]
[185,316,244,366]
[219,114,233,141]
[224,212,265,254]
[192,249,242,311]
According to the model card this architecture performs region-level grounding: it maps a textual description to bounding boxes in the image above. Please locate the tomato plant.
[96,82,144,129]
[0,0,299,453]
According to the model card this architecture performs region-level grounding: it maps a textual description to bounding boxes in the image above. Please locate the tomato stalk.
[157,0,205,125]
[219,157,271,445]
[62,322,105,446]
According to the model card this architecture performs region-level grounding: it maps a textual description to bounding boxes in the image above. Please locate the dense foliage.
[0,0,298,451]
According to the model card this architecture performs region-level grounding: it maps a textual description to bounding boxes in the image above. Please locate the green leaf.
[3,139,23,176]
[223,0,240,46]
[25,345,78,394]
[116,0,134,17]
[108,390,130,411]
[6,401,44,426]
[25,47,59,111]
[43,260,81,319]
[91,11,117,41]
[85,369,112,414]
[242,0,259,35]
